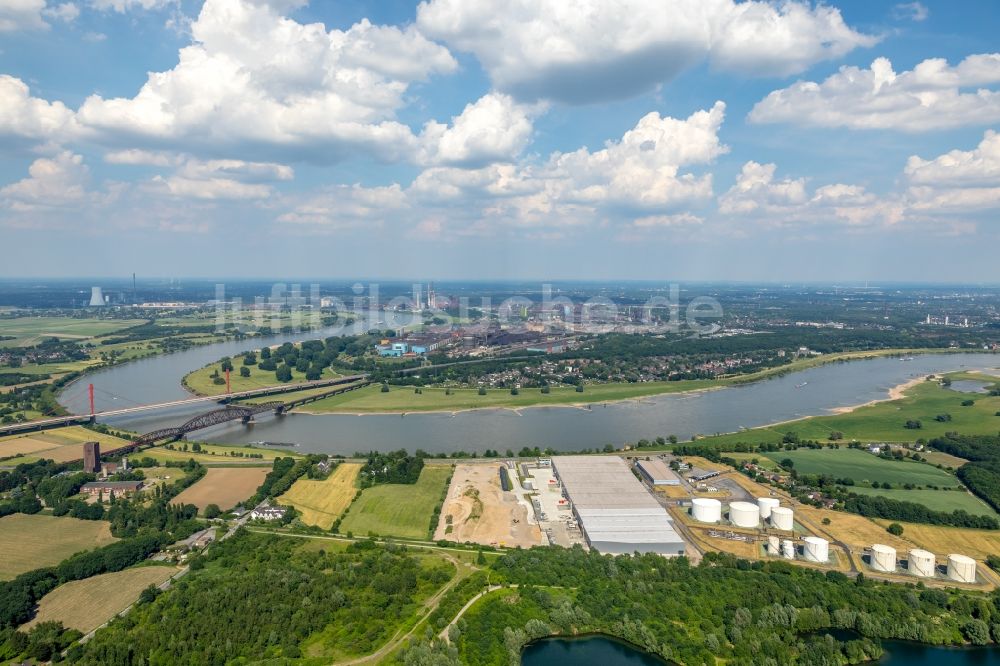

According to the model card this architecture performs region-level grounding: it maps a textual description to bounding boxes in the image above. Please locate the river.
[58,334,997,456]
[521,636,1000,665]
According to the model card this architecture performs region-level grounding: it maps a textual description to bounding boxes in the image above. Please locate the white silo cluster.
[691,498,722,523]
[757,497,780,520]
[870,544,897,573]
[767,535,780,554]
[948,554,977,583]
[802,536,829,563]
[908,549,936,578]
[728,501,759,528]
[781,539,795,559]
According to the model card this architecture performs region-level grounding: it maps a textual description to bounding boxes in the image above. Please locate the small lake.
[520,636,1000,665]
[947,380,995,394]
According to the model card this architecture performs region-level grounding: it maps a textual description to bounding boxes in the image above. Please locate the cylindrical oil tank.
[767,535,780,555]
[770,506,794,531]
[757,497,780,520]
[803,536,829,563]
[691,498,722,523]
[947,554,977,583]
[870,544,897,573]
[781,539,795,559]
[728,501,759,528]
[909,549,936,578]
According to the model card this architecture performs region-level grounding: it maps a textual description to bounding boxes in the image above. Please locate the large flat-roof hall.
[551,456,685,556]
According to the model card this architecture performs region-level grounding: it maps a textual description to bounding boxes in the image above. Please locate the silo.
[767,535,780,555]
[908,549,936,578]
[691,498,722,523]
[781,539,795,559]
[757,497,780,520]
[947,554,977,583]
[803,536,829,563]
[728,501,759,528]
[870,544,897,573]
[770,506,794,531]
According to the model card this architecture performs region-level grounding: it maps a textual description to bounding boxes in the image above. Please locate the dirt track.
[434,463,542,548]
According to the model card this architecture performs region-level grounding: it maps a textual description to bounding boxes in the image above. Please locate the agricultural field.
[22,565,179,634]
[141,442,293,465]
[0,316,146,346]
[0,514,117,580]
[0,426,133,464]
[873,520,1000,561]
[795,505,915,552]
[761,447,960,488]
[433,463,542,548]
[698,379,1000,447]
[339,465,452,540]
[173,466,269,512]
[183,359,341,396]
[847,486,997,517]
[278,463,361,529]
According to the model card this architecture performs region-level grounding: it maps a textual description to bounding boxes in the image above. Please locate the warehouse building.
[635,459,680,486]
[552,456,685,556]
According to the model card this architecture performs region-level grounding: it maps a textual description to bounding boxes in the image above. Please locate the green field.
[0,514,117,580]
[0,316,146,346]
[183,357,342,396]
[141,442,295,465]
[339,465,452,539]
[296,380,721,414]
[761,447,961,487]
[846,486,997,517]
[699,378,1000,448]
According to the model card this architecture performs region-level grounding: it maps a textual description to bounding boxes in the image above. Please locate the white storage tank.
[767,535,780,555]
[909,549,936,578]
[870,544,897,573]
[691,498,722,523]
[757,497,780,520]
[803,536,829,563]
[781,539,795,559]
[728,501,759,528]
[947,554,977,583]
[770,506,794,531]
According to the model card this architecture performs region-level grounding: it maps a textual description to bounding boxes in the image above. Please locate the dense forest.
[358,449,425,487]
[401,547,1000,666]
[68,533,454,664]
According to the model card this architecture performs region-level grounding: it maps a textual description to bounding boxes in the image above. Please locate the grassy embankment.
[339,465,452,540]
[183,356,342,396]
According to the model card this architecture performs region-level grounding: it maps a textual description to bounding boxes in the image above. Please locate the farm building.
[80,481,142,497]
[635,459,680,486]
[552,456,685,556]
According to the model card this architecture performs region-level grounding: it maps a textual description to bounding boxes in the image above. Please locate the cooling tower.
[89,286,106,307]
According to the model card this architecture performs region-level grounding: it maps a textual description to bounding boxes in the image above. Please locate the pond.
[946,380,995,394]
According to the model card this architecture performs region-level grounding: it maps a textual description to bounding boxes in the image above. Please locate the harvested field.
[433,463,542,548]
[796,506,914,552]
[173,467,269,512]
[873,520,1000,561]
[0,426,133,464]
[278,463,361,529]
[0,514,117,580]
[22,565,179,634]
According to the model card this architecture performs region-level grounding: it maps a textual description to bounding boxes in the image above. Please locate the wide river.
[521,636,1000,665]
[58,327,997,455]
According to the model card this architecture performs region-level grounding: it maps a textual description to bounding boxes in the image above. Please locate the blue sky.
[1,0,998,282]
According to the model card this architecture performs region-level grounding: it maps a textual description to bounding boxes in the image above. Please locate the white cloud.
[75,0,457,161]
[418,93,535,167]
[905,131,1000,212]
[892,2,928,21]
[719,160,897,227]
[104,149,180,166]
[1,151,93,213]
[0,75,77,145]
[0,0,48,31]
[88,0,175,12]
[416,0,876,104]
[43,2,79,22]
[749,54,1000,131]
[277,183,407,228]
[152,157,294,200]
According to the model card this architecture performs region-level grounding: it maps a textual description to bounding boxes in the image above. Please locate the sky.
[0,0,999,282]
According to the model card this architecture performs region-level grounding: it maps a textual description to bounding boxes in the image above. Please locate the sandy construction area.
[434,463,542,548]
